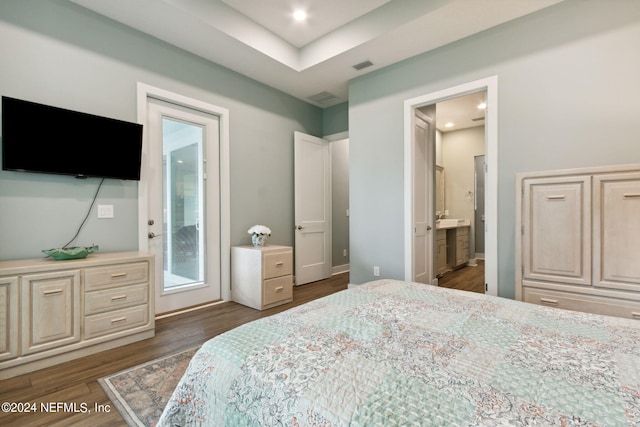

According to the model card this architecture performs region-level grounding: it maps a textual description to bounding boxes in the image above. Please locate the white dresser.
[0,251,154,379]
[231,245,293,310]
[515,163,640,319]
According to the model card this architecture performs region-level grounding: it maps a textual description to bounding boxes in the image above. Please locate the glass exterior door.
[146,97,221,314]
[162,119,205,290]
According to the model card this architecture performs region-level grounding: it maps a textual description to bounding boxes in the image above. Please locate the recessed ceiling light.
[477,102,487,110]
[445,122,454,128]
[293,10,307,22]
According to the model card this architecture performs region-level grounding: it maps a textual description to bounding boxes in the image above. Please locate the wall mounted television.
[1,96,143,180]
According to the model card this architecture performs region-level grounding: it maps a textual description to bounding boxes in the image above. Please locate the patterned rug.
[98,347,199,426]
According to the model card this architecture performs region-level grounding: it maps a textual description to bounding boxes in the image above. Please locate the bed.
[158,279,640,426]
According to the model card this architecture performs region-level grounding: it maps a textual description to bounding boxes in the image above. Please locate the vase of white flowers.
[248,225,271,247]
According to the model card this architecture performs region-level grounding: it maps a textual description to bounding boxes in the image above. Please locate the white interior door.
[294,131,331,285]
[146,98,221,314]
[413,111,434,284]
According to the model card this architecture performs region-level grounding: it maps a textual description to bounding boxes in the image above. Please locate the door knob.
[148,232,158,239]
[295,225,303,230]
[148,219,155,226]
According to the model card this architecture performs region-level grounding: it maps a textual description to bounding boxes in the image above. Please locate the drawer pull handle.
[540,298,559,305]
[275,262,284,267]
[275,286,284,292]
[44,289,63,296]
[111,317,127,324]
[111,272,128,279]
[111,295,128,302]
[623,193,640,199]
[631,312,640,319]
[546,195,565,200]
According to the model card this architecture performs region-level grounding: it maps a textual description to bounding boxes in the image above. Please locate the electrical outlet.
[343,249,348,257]
[373,266,380,276]
[98,204,114,218]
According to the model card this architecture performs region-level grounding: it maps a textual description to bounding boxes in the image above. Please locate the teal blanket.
[159,280,640,426]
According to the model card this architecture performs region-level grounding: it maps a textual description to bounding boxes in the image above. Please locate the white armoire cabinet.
[516,164,640,320]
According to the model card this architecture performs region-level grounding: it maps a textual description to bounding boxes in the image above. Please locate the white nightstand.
[231,245,293,310]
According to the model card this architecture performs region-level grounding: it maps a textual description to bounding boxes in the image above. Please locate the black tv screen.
[1,96,143,180]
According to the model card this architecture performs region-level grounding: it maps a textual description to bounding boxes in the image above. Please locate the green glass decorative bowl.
[43,245,99,260]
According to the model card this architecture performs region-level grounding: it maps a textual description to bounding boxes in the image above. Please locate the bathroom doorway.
[404,76,497,296]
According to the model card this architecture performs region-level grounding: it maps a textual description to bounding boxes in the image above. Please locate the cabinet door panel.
[0,277,18,362]
[522,176,591,285]
[594,173,640,291]
[21,270,81,355]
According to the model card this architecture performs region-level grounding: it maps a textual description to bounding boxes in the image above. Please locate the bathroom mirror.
[435,165,445,217]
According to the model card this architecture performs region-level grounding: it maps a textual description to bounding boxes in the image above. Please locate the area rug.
[98,347,199,426]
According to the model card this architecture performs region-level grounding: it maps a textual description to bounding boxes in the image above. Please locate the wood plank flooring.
[438,260,485,294]
[0,273,349,427]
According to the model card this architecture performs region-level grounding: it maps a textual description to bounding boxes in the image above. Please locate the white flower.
[248,225,271,236]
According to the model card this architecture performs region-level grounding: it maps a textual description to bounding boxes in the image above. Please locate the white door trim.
[136,82,231,304]
[403,76,498,296]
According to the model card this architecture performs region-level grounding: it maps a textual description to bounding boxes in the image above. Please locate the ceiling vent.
[352,60,374,71]
[308,91,340,105]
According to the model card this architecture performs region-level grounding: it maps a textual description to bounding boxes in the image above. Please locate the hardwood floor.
[0,273,349,427]
[438,260,485,294]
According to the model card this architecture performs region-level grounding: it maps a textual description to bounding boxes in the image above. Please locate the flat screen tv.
[2,96,143,180]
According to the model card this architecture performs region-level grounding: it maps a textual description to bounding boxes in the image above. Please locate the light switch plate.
[98,204,114,218]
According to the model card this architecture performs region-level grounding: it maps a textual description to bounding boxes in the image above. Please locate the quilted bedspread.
[158,280,640,426]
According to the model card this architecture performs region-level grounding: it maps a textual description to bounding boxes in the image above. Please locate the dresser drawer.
[523,287,640,320]
[263,251,293,279]
[84,283,149,315]
[84,305,150,340]
[85,262,149,291]
[263,276,293,307]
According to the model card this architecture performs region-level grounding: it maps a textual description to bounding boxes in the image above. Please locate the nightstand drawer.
[263,276,293,307]
[85,262,149,290]
[84,305,149,339]
[85,283,149,315]
[263,251,293,279]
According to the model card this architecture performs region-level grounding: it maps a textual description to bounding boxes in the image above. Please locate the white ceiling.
[70,0,564,109]
[435,91,487,133]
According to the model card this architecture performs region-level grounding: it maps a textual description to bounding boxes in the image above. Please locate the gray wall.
[442,126,485,259]
[331,138,349,269]
[324,102,350,270]
[322,102,349,136]
[0,0,322,260]
[349,0,640,297]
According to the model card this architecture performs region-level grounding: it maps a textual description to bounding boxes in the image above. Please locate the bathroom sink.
[436,218,470,229]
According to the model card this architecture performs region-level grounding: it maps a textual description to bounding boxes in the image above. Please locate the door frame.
[136,83,231,306]
[403,76,498,296]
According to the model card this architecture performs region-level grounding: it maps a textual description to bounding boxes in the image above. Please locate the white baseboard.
[332,264,350,275]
